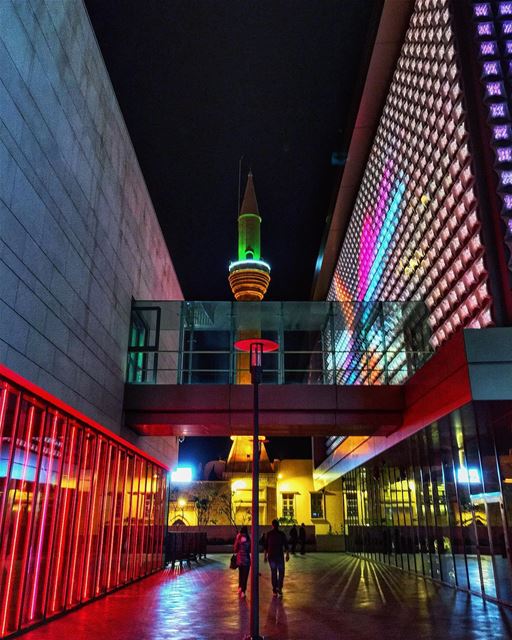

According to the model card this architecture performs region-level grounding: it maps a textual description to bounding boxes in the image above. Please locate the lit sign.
[171,467,192,483]
[457,466,481,484]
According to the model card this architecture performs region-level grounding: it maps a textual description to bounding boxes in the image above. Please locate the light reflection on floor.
[22,554,512,640]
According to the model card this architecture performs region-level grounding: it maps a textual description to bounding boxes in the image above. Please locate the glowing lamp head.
[171,467,193,483]
[232,480,246,492]
[178,498,187,508]
[457,466,481,484]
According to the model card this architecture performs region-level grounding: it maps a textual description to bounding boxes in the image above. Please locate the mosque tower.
[228,172,271,301]
[225,172,273,493]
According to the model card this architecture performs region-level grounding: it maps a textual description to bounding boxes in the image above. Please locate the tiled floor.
[23,553,512,640]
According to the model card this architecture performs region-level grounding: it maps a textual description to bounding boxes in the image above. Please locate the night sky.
[84,0,381,464]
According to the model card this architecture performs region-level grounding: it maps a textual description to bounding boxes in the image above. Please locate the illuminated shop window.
[281,493,295,520]
[310,493,324,519]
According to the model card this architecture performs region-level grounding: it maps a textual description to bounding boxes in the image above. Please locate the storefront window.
[342,402,512,606]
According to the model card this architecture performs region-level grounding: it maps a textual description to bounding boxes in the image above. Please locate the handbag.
[230,553,238,570]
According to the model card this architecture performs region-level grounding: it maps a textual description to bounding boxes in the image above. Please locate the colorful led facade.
[0,367,166,638]
[328,0,494,375]
[472,1,512,269]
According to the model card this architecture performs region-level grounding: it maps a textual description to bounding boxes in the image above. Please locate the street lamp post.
[234,338,278,640]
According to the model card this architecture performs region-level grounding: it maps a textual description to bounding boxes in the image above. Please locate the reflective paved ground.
[24,553,512,640]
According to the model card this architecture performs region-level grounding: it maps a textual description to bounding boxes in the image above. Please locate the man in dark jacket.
[264,519,290,596]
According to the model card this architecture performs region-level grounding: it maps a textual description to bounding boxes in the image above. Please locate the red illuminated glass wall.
[0,368,167,638]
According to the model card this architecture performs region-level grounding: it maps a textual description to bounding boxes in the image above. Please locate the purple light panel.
[478,22,494,36]
[473,0,512,264]
[490,102,507,117]
[481,41,498,55]
[483,61,500,75]
[494,125,512,139]
[475,3,491,17]
[486,81,504,96]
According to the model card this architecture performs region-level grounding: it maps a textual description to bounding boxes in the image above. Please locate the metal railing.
[126,300,433,385]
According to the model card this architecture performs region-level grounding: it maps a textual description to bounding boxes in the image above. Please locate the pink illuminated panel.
[328,0,494,358]
[0,370,167,638]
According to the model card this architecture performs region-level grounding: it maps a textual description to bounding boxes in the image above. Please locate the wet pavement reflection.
[23,554,512,640]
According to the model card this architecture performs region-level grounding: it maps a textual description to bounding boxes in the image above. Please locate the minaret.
[228,172,271,300]
[226,172,274,505]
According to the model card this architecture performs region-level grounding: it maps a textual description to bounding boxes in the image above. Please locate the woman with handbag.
[233,526,251,598]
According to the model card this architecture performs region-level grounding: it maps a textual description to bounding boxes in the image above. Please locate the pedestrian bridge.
[126,300,432,386]
[122,301,473,438]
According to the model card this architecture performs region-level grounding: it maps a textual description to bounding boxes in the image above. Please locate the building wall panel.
[0,1,182,456]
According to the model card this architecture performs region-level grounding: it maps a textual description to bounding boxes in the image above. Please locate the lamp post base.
[244,635,264,640]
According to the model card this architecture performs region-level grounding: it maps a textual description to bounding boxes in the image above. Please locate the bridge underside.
[124,331,485,438]
[124,384,404,436]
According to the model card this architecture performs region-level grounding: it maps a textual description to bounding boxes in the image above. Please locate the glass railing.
[126,300,433,385]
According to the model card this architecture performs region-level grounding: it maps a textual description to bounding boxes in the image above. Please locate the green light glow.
[238,213,261,261]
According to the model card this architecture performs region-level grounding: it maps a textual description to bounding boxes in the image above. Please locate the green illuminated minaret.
[228,172,271,300]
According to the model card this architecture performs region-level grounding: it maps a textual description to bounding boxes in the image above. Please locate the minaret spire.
[240,170,259,217]
[228,172,270,300]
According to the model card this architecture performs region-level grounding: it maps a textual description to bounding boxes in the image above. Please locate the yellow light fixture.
[232,480,247,492]
[178,498,187,508]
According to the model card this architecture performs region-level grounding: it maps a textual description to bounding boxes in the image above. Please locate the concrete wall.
[0,1,182,464]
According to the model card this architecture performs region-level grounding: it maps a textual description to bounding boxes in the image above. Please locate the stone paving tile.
[23,554,512,640]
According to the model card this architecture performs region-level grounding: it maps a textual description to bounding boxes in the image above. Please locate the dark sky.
[85,0,381,301]
[84,0,381,464]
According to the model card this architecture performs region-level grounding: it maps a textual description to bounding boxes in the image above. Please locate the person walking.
[299,523,306,555]
[264,519,290,597]
[233,525,251,598]
[289,524,298,555]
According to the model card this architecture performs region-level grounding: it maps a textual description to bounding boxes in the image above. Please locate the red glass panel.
[156,470,166,570]
[67,429,97,607]
[82,436,107,601]
[137,460,149,577]
[0,400,46,636]
[0,386,21,553]
[120,454,134,584]
[130,457,145,580]
[151,469,163,572]
[95,444,116,596]
[107,449,125,590]
[0,387,21,635]
[21,411,67,627]
[47,421,83,616]
[148,465,158,572]
[141,462,152,576]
